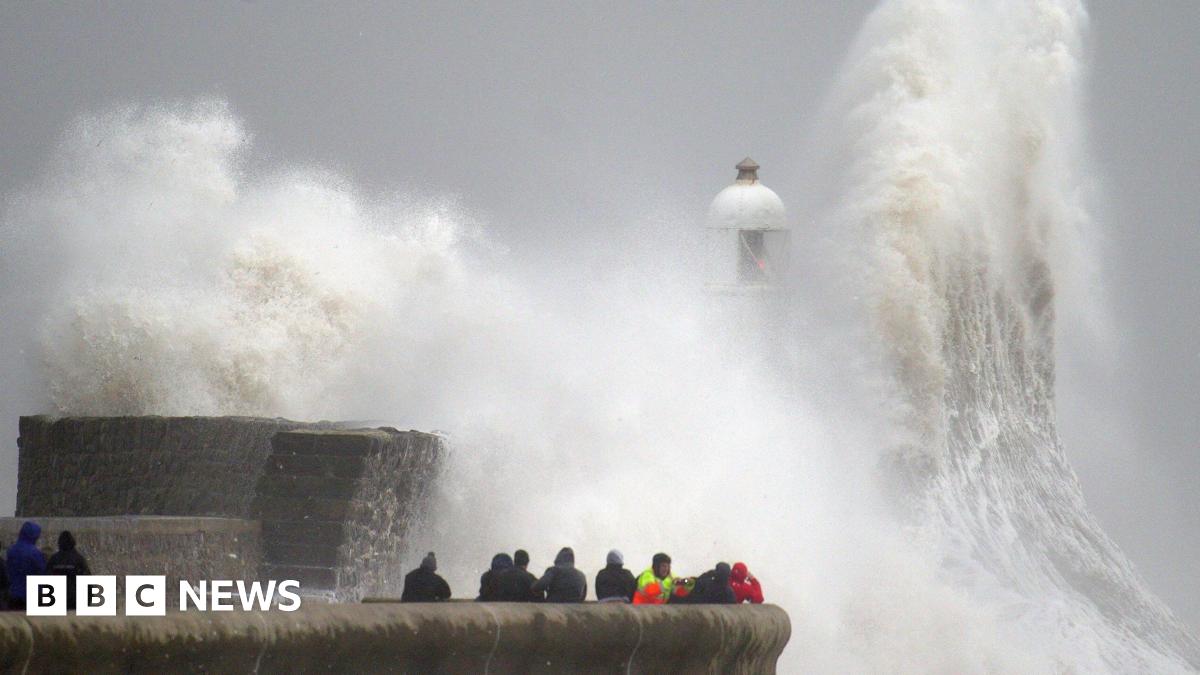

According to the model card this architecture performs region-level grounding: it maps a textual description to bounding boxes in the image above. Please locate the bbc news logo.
[27,576,302,615]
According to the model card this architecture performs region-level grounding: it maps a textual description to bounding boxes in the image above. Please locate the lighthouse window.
[738,230,769,283]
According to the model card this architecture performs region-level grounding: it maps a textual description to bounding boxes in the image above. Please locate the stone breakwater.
[0,603,791,674]
[254,429,442,599]
[13,416,443,599]
[0,516,260,599]
[16,416,328,518]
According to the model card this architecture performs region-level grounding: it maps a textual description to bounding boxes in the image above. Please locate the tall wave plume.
[838,0,1199,670]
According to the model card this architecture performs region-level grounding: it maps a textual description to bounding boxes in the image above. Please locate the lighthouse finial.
[736,157,760,182]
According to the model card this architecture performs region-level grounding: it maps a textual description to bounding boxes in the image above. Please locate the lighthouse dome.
[707,157,786,230]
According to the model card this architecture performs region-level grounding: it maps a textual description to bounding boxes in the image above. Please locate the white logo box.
[27,576,302,615]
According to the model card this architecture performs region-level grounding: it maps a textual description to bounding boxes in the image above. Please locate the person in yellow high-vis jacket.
[635,552,675,604]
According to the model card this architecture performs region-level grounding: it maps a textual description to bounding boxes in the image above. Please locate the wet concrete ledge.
[0,516,261,600]
[0,602,790,674]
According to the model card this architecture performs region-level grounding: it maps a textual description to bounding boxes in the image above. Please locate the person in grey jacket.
[531,547,587,602]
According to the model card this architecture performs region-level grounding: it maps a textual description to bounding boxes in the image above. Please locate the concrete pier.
[0,603,790,674]
[13,416,443,599]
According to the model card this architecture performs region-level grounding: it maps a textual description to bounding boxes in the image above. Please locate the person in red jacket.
[730,562,763,604]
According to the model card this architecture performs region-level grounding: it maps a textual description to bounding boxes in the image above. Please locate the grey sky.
[1,0,1196,629]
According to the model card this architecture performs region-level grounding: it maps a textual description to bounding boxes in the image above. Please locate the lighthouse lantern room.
[705,157,790,294]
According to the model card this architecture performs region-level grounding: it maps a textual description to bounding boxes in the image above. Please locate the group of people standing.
[400,547,764,605]
[8,520,767,610]
[629,553,763,605]
[2,521,92,611]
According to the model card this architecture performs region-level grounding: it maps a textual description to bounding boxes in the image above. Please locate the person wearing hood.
[730,562,763,604]
[688,562,737,604]
[531,547,586,602]
[477,552,513,601]
[47,531,91,610]
[635,552,675,604]
[595,549,636,603]
[494,549,538,602]
[0,541,8,610]
[400,552,451,602]
[5,521,46,611]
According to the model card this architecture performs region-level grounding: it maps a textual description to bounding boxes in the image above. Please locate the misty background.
[1,0,1196,630]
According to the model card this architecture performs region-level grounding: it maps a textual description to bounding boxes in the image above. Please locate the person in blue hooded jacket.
[6,521,47,611]
[0,542,8,610]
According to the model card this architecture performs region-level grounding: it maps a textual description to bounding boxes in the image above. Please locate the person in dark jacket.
[687,562,737,604]
[494,550,538,602]
[595,549,636,602]
[531,547,586,602]
[477,553,513,601]
[400,552,451,602]
[0,543,8,610]
[6,521,47,611]
[47,531,91,610]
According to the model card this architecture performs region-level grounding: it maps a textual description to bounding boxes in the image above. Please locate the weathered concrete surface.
[15,417,444,601]
[254,428,443,599]
[0,517,261,597]
[0,603,790,674]
[335,430,441,600]
[16,416,331,518]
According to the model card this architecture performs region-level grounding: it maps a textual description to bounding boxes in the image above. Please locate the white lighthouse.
[704,157,790,295]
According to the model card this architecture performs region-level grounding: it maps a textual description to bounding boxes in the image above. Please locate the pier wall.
[0,603,791,674]
[13,417,444,599]
[16,416,325,518]
[0,516,260,597]
[253,429,442,598]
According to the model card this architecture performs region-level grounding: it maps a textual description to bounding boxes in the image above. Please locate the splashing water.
[836,0,1199,671]
[1,1,1197,672]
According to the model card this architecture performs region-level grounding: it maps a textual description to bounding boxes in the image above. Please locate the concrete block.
[257,474,358,500]
[262,520,345,546]
[15,416,327,518]
[314,432,375,456]
[253,495,353,522]
[0,516,262,599]
[15,418,444,604]
[271,431,317,455]
[264,453,365,479]
[262,564,337,589]
[265,541,340,567]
